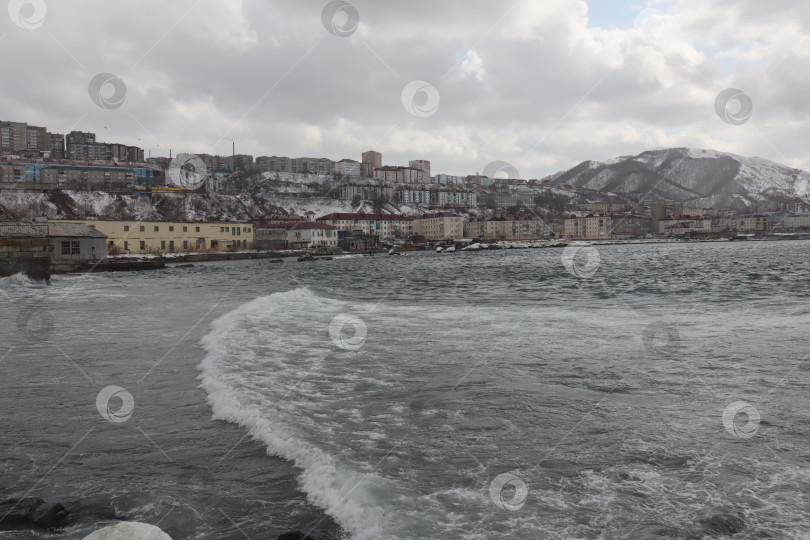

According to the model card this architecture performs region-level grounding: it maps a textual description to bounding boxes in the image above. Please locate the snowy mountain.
[545,148,807,209]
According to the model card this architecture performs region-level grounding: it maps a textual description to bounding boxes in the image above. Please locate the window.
[226,227,229,232]
[123,225,129,232]
[60,241,80,255]
[237,227,241,236]
[154,226,159,232]
[169,226,174,232]
[211,240,218,248]
[139,241,145,250]
[161,241,166,249]
[220,227,224,232]
[183,240,188,249]
[183,226,187,232]
[123,241,128,250]
[139,225,145,232]
[195,226,200,232]
[169,241,174,250]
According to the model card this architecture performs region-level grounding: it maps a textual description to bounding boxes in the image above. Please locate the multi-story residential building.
[713,215,768,233]
[374,166,423,184]
[610,215,652,238]
[65,131,144,163]
[464,216,547,240]
[256,155,292,173]
[317,212,414,239]
[196,153,253,173]
[412,212,464,240]
[47,133,66,158]
[50,220,254,253]
[466,175,495,187]
[577,202,627,213]
[334,158,361,179]
[564,214,613,240]
[361,150,382,171]
[256,156,334,175]
[784,215,810,229]
[434,174,464,185]
[431,189,478,207]
[636,200,683,232]
[292,157,334,175]
[397,187,432,205]
[339,184,394,202]
[0,160,158,192]
[408,159,430,182]
[657,215,713,235]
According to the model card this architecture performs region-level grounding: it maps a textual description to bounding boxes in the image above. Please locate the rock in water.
[83,521,172,540]
[0,498,69,529]
[277,531,336,540]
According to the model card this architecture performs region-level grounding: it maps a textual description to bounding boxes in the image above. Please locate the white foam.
[198,288,388,540]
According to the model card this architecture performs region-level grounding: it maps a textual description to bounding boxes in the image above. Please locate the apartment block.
[564,214,613,240]
[412,212,464,240]
[334,158,361,178]
[361,150,382,170]
[408,159,430,181]
[317,212,413,239]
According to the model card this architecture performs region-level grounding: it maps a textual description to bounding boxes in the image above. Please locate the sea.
[1,240,808,539]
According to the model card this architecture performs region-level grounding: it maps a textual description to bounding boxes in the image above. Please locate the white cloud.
[1,0,808,178]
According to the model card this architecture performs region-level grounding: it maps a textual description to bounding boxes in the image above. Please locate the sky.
[2,0,809,179]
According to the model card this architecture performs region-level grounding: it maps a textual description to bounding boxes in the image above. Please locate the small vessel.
[388,249,401,256]
[445,246,456,253]
[435,246,443,253]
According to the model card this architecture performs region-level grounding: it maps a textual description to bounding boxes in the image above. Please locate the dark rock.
[0,498,70,530]
[269,259,284,263]
[278,531,336,540]
[698,513,745,535]
[175,263,194,268]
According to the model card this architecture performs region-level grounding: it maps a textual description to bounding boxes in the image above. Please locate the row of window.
[120,224,252,234]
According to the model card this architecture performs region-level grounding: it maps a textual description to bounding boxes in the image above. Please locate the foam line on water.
[198,287,385,540]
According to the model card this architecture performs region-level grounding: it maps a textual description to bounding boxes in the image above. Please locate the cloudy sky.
[3,0,808,178]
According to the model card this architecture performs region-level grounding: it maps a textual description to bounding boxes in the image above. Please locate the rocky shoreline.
[0,497,337,539]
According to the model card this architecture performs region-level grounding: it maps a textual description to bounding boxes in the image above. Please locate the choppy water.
[2,241,809,539]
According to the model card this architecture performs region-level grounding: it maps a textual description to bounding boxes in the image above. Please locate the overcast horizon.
[3,0,808,178]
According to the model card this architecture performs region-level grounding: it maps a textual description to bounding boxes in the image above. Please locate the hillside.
[545,148,807,209]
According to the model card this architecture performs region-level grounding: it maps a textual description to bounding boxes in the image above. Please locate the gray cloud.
[1,0,808,177]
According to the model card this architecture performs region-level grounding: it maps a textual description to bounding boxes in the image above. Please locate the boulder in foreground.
[0,498,69,529]
[278,530,336,540]
[83,521,172,540]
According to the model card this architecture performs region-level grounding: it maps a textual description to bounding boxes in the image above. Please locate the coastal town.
[2,117,810,277]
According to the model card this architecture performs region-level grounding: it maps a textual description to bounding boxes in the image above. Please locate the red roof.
[257,222,336,231]
[417,212,461,219]
[317,212,413,221]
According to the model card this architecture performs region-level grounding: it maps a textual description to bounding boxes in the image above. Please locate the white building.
[432,190,478,207]
[334,158,361,179]
[434,174,464,185]
[397,188,432,205]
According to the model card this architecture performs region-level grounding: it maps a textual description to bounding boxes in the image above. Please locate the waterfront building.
[413,212,464,240]
[50,220,254,253]
[564,214,613,240]
[317,212,413,239]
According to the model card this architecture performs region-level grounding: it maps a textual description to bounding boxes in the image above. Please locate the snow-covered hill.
[545,147,806,209]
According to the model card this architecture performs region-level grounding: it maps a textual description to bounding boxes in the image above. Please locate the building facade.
[413,212,464,240]
[564,214,613,240]
[51,220,254,253]
[317,213,413,239]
